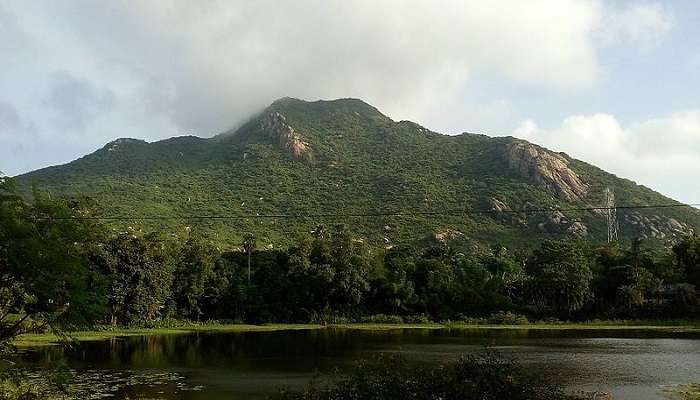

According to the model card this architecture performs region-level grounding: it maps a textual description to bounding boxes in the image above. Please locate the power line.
[13,202,700,221]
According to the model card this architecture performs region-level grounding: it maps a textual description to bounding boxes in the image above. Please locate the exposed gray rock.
[434,229,464,242]
[259,112,311,160]
[667,218,685,232]
[567,221,589,238]
[623,213,694,240]
[502,139,588,201]
[488,197,511,212]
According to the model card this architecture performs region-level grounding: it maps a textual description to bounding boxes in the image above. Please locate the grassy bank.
[14,320,700,347]
[444,320,700,331]
[13,323,319,347]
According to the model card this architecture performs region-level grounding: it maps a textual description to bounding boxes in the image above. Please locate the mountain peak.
[270,96,374,108]
[16,97,700,247]
[101,138,148,153]
[267,97,390,122]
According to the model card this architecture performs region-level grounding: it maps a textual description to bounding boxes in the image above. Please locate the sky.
[0,1,699,203]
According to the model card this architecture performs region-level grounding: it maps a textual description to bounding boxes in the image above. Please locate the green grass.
[13,323,320,347]
[444,320,700,331]
[14,320,700,347]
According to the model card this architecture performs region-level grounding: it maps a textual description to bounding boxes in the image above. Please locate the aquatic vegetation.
[668,383,700,400]
[274,352,584,400]
[0,368,204,400]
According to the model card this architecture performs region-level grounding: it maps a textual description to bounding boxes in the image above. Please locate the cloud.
[598,2,671,47]
[0,0,674,176]
[44,71,115,130]
[429,98,515,135]
[512,110,700,204]
[0,101,21,132]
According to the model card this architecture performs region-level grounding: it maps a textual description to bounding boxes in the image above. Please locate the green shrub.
[273,352,582,400]
[0,362,73,400]
[359,314,404,324]
[454,315,487,324]
[403,314,432,324]
[487,311,529,325]
[309,312,350,325]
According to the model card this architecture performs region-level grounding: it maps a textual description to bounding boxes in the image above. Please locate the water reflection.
[18,328,700,400]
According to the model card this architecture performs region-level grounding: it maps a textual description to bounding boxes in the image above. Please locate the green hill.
[16,97,700,249]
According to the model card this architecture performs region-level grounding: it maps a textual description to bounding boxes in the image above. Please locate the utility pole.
[605,187,618,243]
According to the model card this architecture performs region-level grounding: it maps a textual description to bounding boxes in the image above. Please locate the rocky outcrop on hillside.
[259,112,311,160]
[487,198,589,238]
[488,197,511,213]
[103,138,148,153]
[524,205,589,238]
[434,229,465,242]
[623,213,693,240]
[502,140,588,201]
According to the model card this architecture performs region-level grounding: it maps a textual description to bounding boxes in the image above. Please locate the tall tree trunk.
[247,251,251,283]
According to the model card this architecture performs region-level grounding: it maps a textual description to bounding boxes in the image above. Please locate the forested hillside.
[16,97,700,249]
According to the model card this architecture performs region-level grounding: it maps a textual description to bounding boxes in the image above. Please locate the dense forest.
[2,175,700,351]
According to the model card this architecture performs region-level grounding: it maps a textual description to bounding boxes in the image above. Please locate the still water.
[18,328,700,399]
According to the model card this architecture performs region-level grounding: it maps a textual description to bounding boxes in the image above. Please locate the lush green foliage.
[15,98,700,250]
[0,177,106,353]
[3,176,700,335]
[0,361,73,400]
[273,352,581,400]
[526,240,593,315]
[89,232,176,325]
[673,235,700,288]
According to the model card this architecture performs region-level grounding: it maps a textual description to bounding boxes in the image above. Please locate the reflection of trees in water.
[21,328,700,399]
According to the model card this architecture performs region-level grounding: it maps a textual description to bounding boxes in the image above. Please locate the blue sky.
[1,1,699,203]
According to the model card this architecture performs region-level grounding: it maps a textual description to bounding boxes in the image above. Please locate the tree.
[482,247,526,303]
[242,233,257,283]
[171,236,221,320]
[526,240,593,316]
[616,285,644,315]
[0,178,106,349]
[370,249,417,314]
[327,226,371,307]
[669,283,699,316]
[414,258,456,318]
[91,232,175,325]
[673,235,700,289]
[285,227,371,320]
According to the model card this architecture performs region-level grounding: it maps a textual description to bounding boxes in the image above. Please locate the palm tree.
[650,278,665,307]
[242,233,256,283]
[617,284,644,315]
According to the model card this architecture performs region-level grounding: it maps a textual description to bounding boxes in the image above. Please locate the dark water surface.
[18,328,700,399]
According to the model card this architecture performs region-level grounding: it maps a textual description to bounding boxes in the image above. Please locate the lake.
[17,327,700,399]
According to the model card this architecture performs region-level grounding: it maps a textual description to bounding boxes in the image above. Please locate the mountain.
[16,97,700,249]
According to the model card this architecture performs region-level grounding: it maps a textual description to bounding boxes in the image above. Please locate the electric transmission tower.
[605,187,619,243]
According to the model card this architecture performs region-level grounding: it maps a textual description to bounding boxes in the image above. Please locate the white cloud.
[512,110,700,204]
[426,98,515,135]
[0,0,674,175]
[598,2,671,47]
